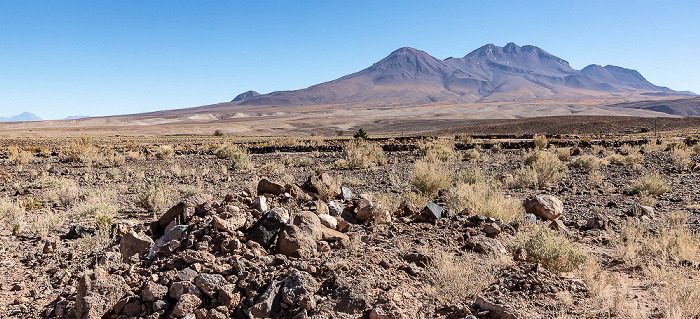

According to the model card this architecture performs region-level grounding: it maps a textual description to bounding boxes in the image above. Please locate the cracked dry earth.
[1,138,700,318]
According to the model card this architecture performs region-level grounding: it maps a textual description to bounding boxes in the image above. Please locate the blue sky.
[1,0,698,120]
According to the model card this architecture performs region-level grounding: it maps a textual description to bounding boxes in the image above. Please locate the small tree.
[353,128,368,140]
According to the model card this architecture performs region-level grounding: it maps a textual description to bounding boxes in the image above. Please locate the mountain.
[64,115,89,120]
[0,112,43,122]
[231,91,260,102]
[217,43,687,111]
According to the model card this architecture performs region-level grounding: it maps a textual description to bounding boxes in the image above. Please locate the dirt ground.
[1,128,700,318]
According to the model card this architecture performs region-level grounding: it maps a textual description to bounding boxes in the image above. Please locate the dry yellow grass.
[424,249,498,303]
[411,159,451,197]
[335,139,386,169]
[444,181,523,222]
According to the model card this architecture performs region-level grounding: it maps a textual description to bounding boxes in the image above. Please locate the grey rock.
[142,281,168,302]
[169,281,201,300]
[332,277,374,315]
[421,202,443,219]
[194,273,225,298]
[147,225,188,260]
[120,231,154,262]
[525,213,538,223]
[177,268,198,282]
[475,295,517,319]
[253,196,268,212]
[250,279,284,318]
[327,201,342,217]
[74,270,129,319]
[340,187,353,201]
[278,224,317,258]
[293,211,322,240]
[465,235,507,255]
[282,270,320,310]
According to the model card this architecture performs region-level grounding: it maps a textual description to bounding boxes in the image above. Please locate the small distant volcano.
[0,112,43,122]
[231,91,261,102]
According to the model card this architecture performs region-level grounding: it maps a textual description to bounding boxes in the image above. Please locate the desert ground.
[1,120,700,318]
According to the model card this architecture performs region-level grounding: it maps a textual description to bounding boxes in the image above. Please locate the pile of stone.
[54,173,398,319]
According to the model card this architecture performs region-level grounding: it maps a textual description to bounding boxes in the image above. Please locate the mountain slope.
[223,43,686,110]
[0,112,43,122]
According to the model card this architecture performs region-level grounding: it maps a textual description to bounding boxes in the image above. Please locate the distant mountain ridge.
[0,112,42,122]
[222,43,688,110]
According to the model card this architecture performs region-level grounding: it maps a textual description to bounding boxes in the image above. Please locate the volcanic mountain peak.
[220,43,688,112]
[231,90,260,102]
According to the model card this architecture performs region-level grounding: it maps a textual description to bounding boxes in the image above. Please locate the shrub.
[32,176,76,189]
[335,140,386,169]
[0,197,24,231]
[135,180,178,213]
[216,144,252,171]
[154,145,174,159]
[568,155,605,172]
[462,148,480,161]
[508,224,588,273]
[533,134,548,150]
[8,145,32,166]
[518,150,566,188]
[73,196,119,219]
[353,128,368,139]
[629,174,671,196]
[454,166,488,185]
[298,157,314,167]
[411,160,451,197]
[425,250,496,303]
[490,143,502,154]
[556,148,571,161]
[213,129,225,136]
[62,136,99,164]
[418,139,455,162]
[28,210,65,239]
[606,153,643,165]
[445,181,523,222]
[670,147,691,169]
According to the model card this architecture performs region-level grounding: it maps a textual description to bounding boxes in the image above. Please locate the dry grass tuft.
[568,155,606,172]
[514,150,566,188]
[508,223,588,273]
[0,197,25,232]
[335,139,386,169]
[411,159,451,197]
[216,144,252,170]
[533,134,548,150]
[8,145,32,166]
[670,147,692,169]
[154,145,174,159]
[418,139,456,162]
[135,180,178,213]
[445,181,523,222]
[425,249,498,303]
[62,136,99,164]
[629,173,671,196]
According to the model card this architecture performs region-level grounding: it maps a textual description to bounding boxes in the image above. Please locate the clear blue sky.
[1,0,698,120]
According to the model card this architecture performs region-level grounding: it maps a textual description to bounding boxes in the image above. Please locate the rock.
[250,279,284,318]
[570,147,581,156]
[63,225,92,239]
[158,194,213,232]
[286,184,313,202]
[247,207,290,248]
[549,219,571,236]
[474,296,517,319]
[332,277,374,315]
[169,282,202,300]
[483,223,502,237]
[147,225,189,259]
[327,201,342,217]
[211,216,231,232]
[396,201,418,217]
[421,202,442,219]
[123,300,142,316]
[172,293,202,317]
[153,299,170,312]
[217,284,241,308]
[304,173,341,199]
[252,196,268,212]
[524,213,538,223]
[278,225,317,258]
[340,186,354,201]
[281,270,320,310]
[321,226,349,242]
[513,248,527,262]
[354,198,374,221]
[523,195,563,220]
[258,178,285,195]
[586,214,608,230]
[120,231,154,262]
[465,235,507,255]
[142,281,168,302]
[337,220,351,233]
[182,250,215,264]
[43,238,58,254]
[194,273,225,298]
[293,211,322,240]
[74,269,129,319]
[318,214,338,229]
[630,205,655,217]
[403,252,431,267]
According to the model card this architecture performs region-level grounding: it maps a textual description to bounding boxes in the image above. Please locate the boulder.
[321,226,349,242]
[250,279,284,318]
[258,178,285,195]
[217,284,241,308]
[483,223,502,237]
[586,214,608,230]
[172,293,202,317]
[147,225,188,259]
[252,196,268,212]
[157,194,212,232]
[523,195,563,220]
[332,277,374,315]
[74,269,129,319]
[303,173,341,198]
[318,214,338,230]
[421,202,442,219]
[281,270,320,310]
[278,224,317,258]
[465,235,507,255]
[354,197,374,221]
[340,186,354,201]
[142,281,168,302]
[247,207,290,248]
[194,273,225,298]
[293,211,322,240]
